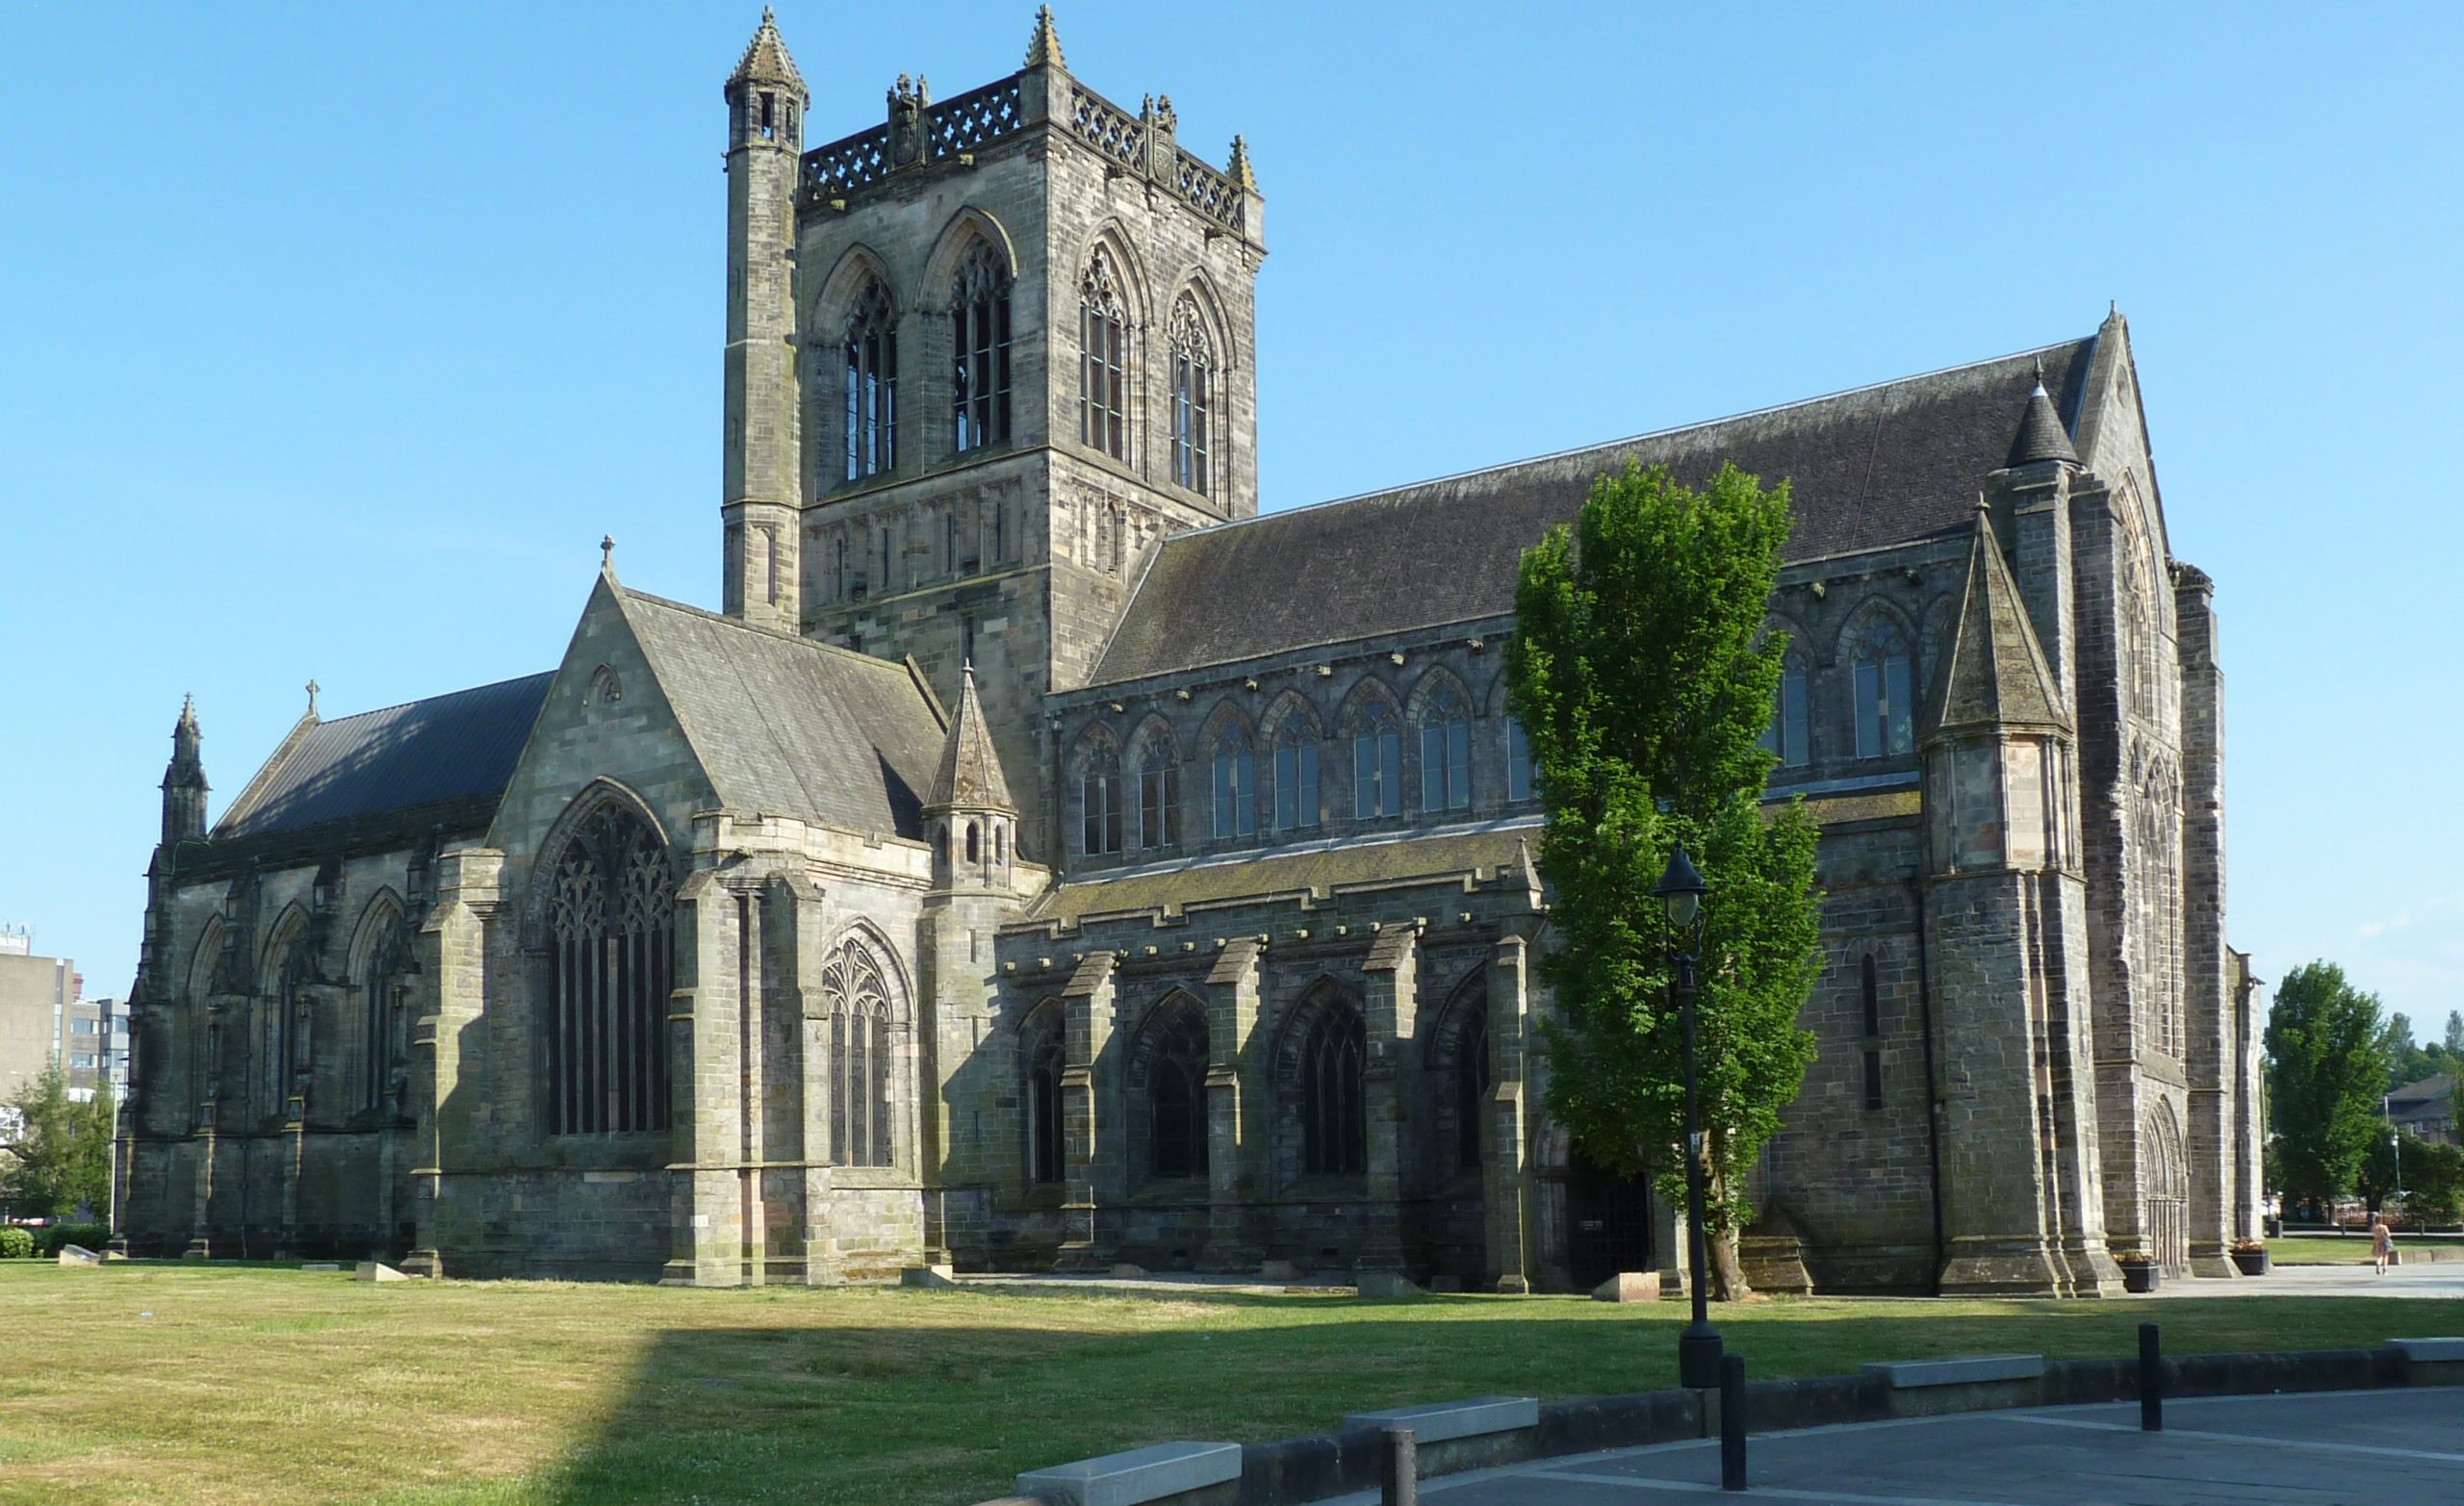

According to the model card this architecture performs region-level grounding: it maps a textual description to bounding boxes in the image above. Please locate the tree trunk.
[1703,1145,1754,1300]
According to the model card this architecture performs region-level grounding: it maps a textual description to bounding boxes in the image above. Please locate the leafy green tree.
[1507,459,1822,1299]
[2265,961,2391,1206]
[0,1066,114,1222]
[2445,1010,2464,1057]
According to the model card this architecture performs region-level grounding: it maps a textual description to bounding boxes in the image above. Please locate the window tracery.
[359,909,413,1114]
[1762,651,1810,768]
[1081,740,1123,856]
[1418,682,1471,812]
[1298,998,1366,1177]
[1079,248,1128,461]
[952,241,1012,453]
[821,934,898,1167]
[1133,727,1180,851]
[1352,705,1401,819]
[1852,617,1914,757]
[543,800,673,1136]
[1168,294,1212,496]
[1211,726,1255,839]
[1133,997,1211,1183]
[843,278,898,480]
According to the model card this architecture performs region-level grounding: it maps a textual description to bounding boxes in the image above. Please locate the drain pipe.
[1912,881,1945,1295]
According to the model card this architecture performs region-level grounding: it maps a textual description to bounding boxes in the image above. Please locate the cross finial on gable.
[305,679,320,716]
[602,534,617,573]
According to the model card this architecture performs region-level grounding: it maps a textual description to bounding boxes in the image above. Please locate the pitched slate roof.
[1091,337,2093,687]
[1921,509,2069,740]
[215,672,555,841]
[929,662,1015,811]
[616,588,943,839]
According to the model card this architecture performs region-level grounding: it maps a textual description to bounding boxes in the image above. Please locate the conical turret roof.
[1921,509,2069,741]
[729,8,806,96]
[929,663,1015,811]
[2005,366,2078,468]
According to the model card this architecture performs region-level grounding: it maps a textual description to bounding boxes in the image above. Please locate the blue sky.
[2,3,2457,1032]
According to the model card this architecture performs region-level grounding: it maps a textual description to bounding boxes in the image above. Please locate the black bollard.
[2139,1322,2162,1433]
[1381,1424,1418,1506]
[1720,1352,1748,1492]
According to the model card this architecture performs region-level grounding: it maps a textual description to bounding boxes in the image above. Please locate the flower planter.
[2231,1249,2270,1276]
[2121,1263,2161,1293]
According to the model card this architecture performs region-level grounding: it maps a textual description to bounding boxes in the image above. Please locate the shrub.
[0,1226,34,1260]
[39,1222,108,1257]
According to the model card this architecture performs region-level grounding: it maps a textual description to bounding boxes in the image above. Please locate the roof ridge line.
[278,668,556,728]
[1162,333,2095,546]
[617,585,911,675]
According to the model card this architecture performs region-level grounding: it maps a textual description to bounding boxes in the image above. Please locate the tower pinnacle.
[730,8,807,96]
[1024,5,1065,69]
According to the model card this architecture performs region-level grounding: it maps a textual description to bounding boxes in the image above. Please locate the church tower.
[725,7,1267,859]
[721,9,808,630]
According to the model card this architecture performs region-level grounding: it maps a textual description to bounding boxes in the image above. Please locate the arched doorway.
[1565,1151,1656,1289]
[2142,1103,2189,1276]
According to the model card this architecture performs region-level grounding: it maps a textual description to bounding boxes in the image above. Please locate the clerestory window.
[1762,651,1810,768]
[1081,745,1123,856]
[1419,685,1471,813]
[1168,294,1212,496]
[1353,708,1401,820]
[1273,725,1320,831]
[1211,727,1255,840]
[1852,620,1914,758]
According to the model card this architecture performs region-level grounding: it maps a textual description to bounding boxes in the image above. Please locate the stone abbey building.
[117,11,2266,1295]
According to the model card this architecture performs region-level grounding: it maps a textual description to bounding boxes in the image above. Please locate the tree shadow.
[530,1289,2464,1506]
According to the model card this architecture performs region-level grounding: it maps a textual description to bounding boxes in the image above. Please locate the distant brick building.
[118,11,2262,1292]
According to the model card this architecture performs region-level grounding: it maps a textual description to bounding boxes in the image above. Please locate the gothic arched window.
[822,935,898,1167]
[1211,726,1255,840]
[1168,294,1212,496]
[543,801,674,1136]
[1133,727,1181,852]
[1353,706,1401,819]
[1081,742,1123,856]
[1419,683,1472,812]
[1135,998,1212,1183]
[359,911,413,1114]
[1273,723,1320,831]
[1300,1000,1367,1177]
[1079,248,1128,461]
[1852,618,1914,758]
[1452,1005,1491,1173]
[843,279,898,481]
[1022,1004,1064,1187]
[1505,718,1536,803]
[1762,651,1810,768]
[952,241,1012,453]
[265,932,312,1120]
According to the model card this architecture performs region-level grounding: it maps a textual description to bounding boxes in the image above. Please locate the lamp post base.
[1679,1325,1726,1390]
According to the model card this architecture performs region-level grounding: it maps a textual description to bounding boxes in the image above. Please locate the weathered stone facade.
[116,11,2261,1294]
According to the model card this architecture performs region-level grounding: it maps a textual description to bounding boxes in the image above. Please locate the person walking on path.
[2372,1213,2395,1274]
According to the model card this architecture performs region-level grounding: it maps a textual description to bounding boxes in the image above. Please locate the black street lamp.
[1653,843,1722,1390]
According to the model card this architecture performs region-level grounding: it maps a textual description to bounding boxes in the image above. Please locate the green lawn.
[2268,1232,2462,1264]
[2,1264,2457,1506]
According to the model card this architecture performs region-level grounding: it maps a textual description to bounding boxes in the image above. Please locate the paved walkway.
[1320,1389,2464,1504]
[2158,1259,2464,1300]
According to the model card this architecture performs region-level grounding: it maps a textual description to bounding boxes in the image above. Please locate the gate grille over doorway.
[1567,1153,1656,1289]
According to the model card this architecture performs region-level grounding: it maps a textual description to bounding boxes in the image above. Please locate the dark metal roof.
[214,672,555,841]
[1091,337,2093,687]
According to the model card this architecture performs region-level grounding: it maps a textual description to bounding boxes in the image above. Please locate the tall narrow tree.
[1507,459,1822,1298]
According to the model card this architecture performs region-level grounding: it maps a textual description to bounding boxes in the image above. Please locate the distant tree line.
[2267,961,2463,1225]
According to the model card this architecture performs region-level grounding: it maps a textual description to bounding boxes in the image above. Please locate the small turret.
[162,695,208,845]
[726,8,808,144]
[2005,363,2080,470]
[925,663,1017,890]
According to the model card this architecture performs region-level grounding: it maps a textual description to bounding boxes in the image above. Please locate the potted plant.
[2230,1239,2270,1276]
[2117,1251,2161,1293]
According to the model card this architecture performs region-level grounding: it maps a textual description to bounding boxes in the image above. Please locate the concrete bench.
[1014,1441,1240,1506]
[1862,1354,2044,1389]
[1341,1394,1540,1443]
[2386,1338,2464,1363]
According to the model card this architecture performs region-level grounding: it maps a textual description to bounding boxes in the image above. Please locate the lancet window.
[1273,725,1320,831]
[952,242,1013,453]
[359,911,413,1113]
[543,800,674,1136]
[264,932,312,1119]
[1505,719,1536,803]
[1353,708,1401,819]
[1169,294,1212,496]
[1299,1000,1367,1177]
[1023,1005,1065,1187]
[1079,249,1129,461]
[1081,743,1124,856]
[1419,684,1472,812]
[1211,727,1255,840]
[1134,728,1181,851]
[1762,651,1810,768]
[1136,998,1212,1183]
[1852,619,1915,758]
[843,279,898,481]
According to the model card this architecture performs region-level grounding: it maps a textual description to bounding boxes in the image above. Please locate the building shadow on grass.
[537,1292,2402,1506]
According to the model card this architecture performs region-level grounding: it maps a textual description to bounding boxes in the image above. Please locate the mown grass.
[2,1263,2456,1506]
[2270,1231,2461,1264]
